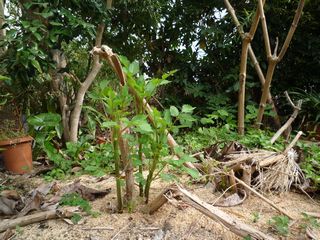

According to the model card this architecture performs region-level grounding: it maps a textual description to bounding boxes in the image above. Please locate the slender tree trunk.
[69,23,105,142]
[224,0,262,135]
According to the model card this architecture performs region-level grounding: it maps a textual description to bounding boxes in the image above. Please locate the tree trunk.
[68,23,105,142]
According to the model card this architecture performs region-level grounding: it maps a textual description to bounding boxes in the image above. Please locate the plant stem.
[144,152,159,203]
[145,132,160,203]
[138,139,144,197]
[113,125,123,212]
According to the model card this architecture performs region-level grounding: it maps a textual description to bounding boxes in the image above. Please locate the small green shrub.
[268,215,290,236]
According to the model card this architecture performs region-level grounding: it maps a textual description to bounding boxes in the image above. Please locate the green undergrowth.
[177,126,286,153]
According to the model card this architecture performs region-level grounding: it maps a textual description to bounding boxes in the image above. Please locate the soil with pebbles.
[1,172,320,240]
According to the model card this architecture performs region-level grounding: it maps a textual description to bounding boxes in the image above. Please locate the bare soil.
[1,172,320,240]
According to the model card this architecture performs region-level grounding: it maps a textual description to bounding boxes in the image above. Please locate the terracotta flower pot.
[0,136,33,174]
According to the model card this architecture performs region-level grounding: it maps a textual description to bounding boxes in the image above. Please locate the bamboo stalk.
[224,0,281,128]
[255,58,277,128]
[241,165,252,197]
[257,0,271,59]
[238,38,250,135]
[278,0,305,61]
[229,169,237,193]
[176,185,275,239]
[255,1,305,126]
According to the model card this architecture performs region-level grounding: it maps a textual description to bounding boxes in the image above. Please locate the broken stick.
[0,206,78,233]
[146,184,275,239]
[233,176,295,220]
[271,92,302,144]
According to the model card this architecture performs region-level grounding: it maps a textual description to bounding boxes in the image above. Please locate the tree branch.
[278,0,305,61]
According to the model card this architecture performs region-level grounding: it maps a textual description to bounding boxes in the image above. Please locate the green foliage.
[59,192,98,222]
[291,89,320,123]
[60,193,91,213]
[268,215,290,236]
[15,225,23,235]
[297,142,320,187]
[80,144,114,177]
[178,125,285,154]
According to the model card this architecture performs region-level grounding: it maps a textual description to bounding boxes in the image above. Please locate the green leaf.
[33,32,42,41]
[101,121,117,128]
[130,115,153,133]
[136,121,153,133]
[35,11,54,19]
[128,60,139,75]
[181,104,195,113]
[170,106,179,117]
[0,75,11,81]
[162,69,177,79]
[28,113,61,127]
[118,55,130,67]
[160,173,177,182]
[184,167,200,179]
[31,59,42,73]
[49,21,64,26]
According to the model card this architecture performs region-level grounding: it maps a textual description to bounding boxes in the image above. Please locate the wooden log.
[0,210,57,233]
[0,206,78,233]
[143,187,174,214]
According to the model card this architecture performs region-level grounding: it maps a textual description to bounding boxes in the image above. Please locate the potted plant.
[0,119,33,174]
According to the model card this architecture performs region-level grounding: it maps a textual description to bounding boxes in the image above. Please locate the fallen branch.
[146,184,275,239]
[0,210,57,233]
[283,131,303,154]
[271,92,302,144]
[233,176,295,219]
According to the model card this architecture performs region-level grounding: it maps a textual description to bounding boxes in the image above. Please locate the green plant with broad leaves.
[86,57,198,209]
[28,112,93,179]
